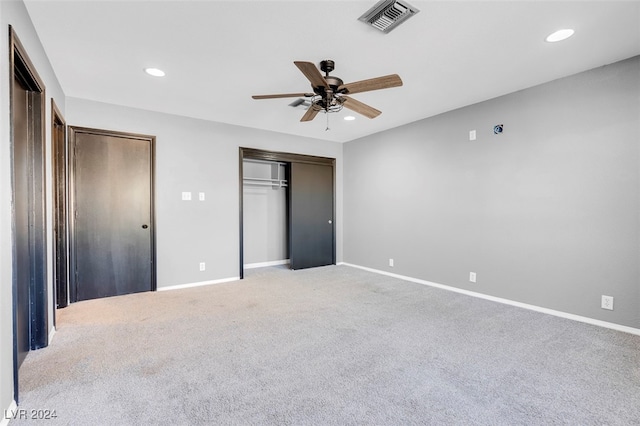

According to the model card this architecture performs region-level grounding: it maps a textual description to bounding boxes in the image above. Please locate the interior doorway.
[10,26,48,403]
[239,148,335,279]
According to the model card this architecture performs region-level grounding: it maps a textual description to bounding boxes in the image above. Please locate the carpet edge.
[341,262,640,337]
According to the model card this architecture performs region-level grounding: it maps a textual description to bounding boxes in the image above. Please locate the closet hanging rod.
[243,179,288,188]
[243,177,288,183]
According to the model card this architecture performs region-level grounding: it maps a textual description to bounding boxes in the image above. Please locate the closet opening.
[239,148,336,279]
[242,158,291,271]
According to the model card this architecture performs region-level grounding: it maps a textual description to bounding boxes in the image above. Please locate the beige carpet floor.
[10,265,640,425]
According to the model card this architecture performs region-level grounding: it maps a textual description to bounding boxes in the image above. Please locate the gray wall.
[344,56,640,329]
[243,161,288,266]
[0,0,67,413]
[0,1,636,414]
[66,98,343,288]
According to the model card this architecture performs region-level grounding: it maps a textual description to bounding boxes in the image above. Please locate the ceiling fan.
[252,60,403,122]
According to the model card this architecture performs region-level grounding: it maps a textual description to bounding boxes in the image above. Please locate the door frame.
[239,147,336,279]
[68,126,157,302]
[51,99,68,312]
[9,25,48,403]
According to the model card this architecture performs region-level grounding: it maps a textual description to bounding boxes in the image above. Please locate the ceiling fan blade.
[294,61,329,89]
[300,107,320,122]
[342,96,382,119]
[252,93,312,100]
[339,74,403,95]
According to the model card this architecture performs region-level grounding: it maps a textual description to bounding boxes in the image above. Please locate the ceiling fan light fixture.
[359,0,419,34]
[344,116,356,121]
[311,95,344,114]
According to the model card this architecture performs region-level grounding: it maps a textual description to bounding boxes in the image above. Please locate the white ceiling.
[24,0,640,143]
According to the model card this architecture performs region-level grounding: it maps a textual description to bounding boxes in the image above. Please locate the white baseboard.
[1,400,17,426]
[342,263,640,337]
[244,259,290,269]
[158,276,240,292]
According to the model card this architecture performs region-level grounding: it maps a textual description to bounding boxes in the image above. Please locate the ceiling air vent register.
[359,0,419,33]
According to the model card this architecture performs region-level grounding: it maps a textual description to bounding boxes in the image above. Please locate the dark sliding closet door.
[289,162,334,269]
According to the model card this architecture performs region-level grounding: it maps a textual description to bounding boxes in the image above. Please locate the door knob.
[142,224,148,229]
[328,220,332,224]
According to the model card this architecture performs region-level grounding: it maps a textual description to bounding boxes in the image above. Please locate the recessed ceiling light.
[144,67,165,77]
[344,116,356,121]
[545,29,575,43]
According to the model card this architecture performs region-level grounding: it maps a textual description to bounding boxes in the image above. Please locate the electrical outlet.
[199,262,206,272]
[469,272,477,283]
[601,295,614,310]
[389,259,394,267]
[199,192,205,201]
[469,130,476,141]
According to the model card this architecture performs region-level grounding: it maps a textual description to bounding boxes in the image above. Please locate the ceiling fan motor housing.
[312,76,344,98]
[324,76,344,91]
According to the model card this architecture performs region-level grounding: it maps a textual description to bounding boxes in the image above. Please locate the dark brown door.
[52,102,68,309]
[12,71,31,369]
[289,162,334,269]
[70,128,155,301]
[10,27,48,404]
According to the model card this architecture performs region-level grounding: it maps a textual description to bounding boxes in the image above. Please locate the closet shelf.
[243,159,288,188]
[243,177,288,188]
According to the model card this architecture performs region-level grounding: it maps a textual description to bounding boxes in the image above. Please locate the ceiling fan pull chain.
[325,112,330,131]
